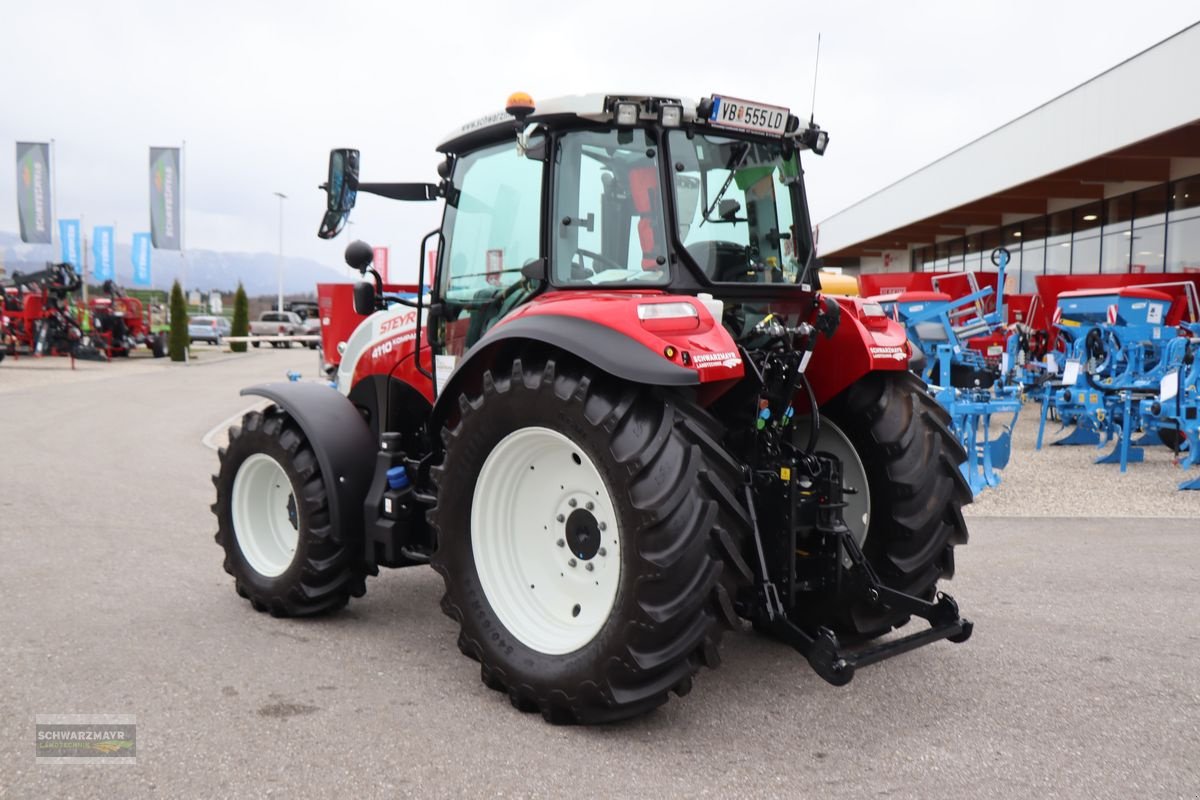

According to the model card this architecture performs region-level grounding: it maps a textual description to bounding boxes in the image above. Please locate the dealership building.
[817,22,1200,292]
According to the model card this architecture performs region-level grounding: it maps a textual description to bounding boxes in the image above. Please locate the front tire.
[818,370,972,638]
[212,406,365,616]
[430,356,752,724]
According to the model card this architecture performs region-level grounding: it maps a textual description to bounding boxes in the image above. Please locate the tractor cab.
[319,93,830,362]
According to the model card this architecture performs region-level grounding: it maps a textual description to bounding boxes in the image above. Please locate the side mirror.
[718,199,742,221]
[344,240,374,273]
[317,149,360,240]
[353,280,376,316]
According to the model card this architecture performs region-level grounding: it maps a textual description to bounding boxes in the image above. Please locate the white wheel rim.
[797,417,871,561]
[231,453,300,577]
[471,426,622,656]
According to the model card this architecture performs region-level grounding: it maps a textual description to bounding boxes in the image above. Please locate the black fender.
[241,382,375,542]
[431,314,698,425]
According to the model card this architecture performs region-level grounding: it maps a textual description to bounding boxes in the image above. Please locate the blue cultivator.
[1038,282,1200,489]
[876,249,1021,495]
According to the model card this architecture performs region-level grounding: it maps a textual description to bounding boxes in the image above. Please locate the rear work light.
[638,301,699,333]
[637,302,698,320]
[614,101,640,127]
[858,301,891,331]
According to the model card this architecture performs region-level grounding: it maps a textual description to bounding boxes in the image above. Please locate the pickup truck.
[249,311,303,348]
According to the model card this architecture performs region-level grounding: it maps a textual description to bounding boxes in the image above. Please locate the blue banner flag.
[92,225,114,281]
[59,219,80,269]
[131,232,152,286]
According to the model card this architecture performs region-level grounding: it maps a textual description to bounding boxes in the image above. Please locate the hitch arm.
[766,523,972,686]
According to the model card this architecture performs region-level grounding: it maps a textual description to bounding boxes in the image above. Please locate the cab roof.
[437,94,696,154]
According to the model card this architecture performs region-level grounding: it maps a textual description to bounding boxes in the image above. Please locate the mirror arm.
[357,182,440,202]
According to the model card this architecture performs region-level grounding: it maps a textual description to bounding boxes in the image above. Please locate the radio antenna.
[809,33,822,124]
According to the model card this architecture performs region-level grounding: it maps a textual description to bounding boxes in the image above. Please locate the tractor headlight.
[658,103,683,128]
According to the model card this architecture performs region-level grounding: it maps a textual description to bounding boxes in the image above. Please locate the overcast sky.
[2,1,1198,281]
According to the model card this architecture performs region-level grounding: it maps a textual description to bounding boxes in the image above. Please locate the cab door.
[433,140,544,365]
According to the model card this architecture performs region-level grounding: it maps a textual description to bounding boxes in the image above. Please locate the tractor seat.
[686,241,752,282]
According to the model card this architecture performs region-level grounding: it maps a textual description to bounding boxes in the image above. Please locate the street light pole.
[273,191,287,312]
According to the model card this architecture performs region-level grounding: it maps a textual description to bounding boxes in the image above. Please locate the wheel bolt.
[556,514,565,523]
[585,563,594,572]
[568,558,577,568]
[556,539,565,548]
[585,501,594,511]
[598,547,607,557]
[598,522,607,531]
[568,499,577,508]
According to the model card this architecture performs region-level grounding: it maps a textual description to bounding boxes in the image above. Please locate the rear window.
[193,316,214,324]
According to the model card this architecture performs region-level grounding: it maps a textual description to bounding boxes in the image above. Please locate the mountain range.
[0,230,349,295]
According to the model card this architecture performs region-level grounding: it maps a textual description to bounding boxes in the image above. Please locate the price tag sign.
[1046,353,1059,375]
[1062,359,1081,385]
[1160,370,1179,403]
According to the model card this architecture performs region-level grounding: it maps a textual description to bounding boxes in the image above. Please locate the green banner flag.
[16,142,52,244]
[149,147,181,250]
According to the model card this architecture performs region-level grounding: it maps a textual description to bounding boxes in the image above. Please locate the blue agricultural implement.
[1038,281,1200,489]
[872,248,1021,495]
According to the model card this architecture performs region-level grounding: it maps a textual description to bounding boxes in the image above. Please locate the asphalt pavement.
[0,350,1197,799]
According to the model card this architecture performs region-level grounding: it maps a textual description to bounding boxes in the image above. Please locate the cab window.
[552,129,669,287]
[438,139,543,356]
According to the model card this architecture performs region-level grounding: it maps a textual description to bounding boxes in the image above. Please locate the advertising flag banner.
[16,142,52,244]
[59,219,80,269]
[149,147,181,249]
[131,232,152,286]
[93,225,115,281]
[372,246,389,283]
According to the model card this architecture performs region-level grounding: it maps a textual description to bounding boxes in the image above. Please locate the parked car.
[188,315,231,346]
[249,311,303,348]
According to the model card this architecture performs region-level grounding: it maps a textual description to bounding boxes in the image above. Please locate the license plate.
[708,95,790,135]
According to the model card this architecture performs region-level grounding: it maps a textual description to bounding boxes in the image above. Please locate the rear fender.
[805,297,911,405]
[241,382,375,543]
[431,292,743,427]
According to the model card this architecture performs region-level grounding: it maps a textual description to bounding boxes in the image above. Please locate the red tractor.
[88,280,167,359]
[212,93,972,723]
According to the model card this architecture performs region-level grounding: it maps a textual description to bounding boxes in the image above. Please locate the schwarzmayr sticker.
[36,715,137,764]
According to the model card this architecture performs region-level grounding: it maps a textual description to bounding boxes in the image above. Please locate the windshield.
[667,131,812,285]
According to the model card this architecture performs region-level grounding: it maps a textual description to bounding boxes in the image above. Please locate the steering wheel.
[574,248,625,272]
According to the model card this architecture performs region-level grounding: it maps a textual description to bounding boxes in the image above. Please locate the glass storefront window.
[947,239,964,272]
[1131,225,1165,273]
[1101,194,1132,273]
[1133,184,1168,227]
[1166,217,1200,272]
[1072,234,1100,273]
[1046,239,1071,275]
[1020,243,1043,292]
[1169,175,1200,220]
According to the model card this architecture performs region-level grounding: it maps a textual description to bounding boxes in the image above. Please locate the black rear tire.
[212,406,366,616]
[430,356,753,724]
[818,370,972,638]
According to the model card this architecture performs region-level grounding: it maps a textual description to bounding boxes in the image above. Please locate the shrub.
[230,283,249,353]
[168,280,189,361]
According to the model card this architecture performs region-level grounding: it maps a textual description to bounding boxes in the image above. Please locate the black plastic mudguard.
[241,382,375,543]
[431,313,699,421]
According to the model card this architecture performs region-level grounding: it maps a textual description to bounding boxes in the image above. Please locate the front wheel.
[814,371,972,638]
[212,406,365,616]
[430,356,752,724]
